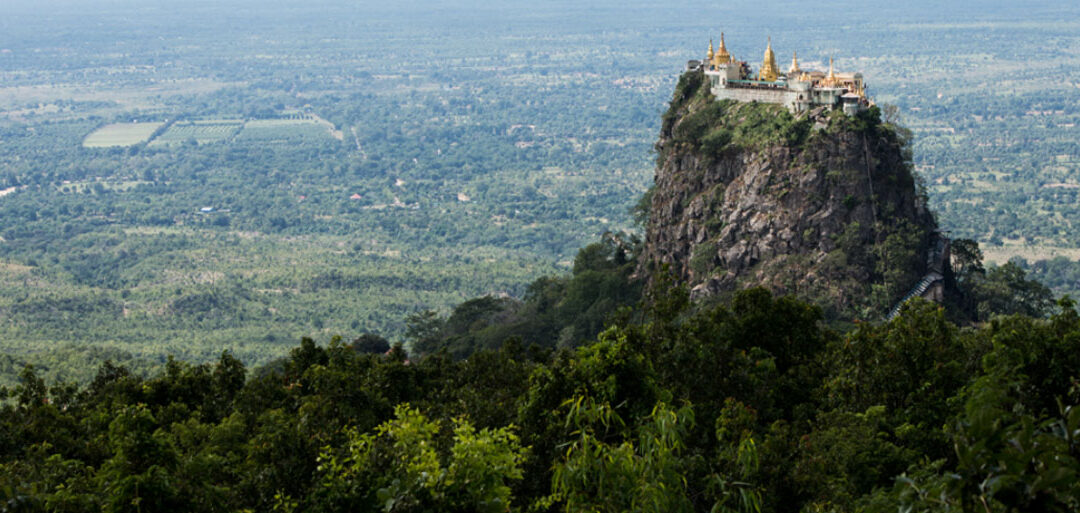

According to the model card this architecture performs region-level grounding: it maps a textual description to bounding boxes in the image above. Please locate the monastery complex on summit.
[687,34,872,115]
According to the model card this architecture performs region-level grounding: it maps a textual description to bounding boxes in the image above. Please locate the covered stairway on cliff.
[886,272,943,321]
[885,235,951,321]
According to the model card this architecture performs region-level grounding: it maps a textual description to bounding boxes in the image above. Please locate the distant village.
[688,34,872,115]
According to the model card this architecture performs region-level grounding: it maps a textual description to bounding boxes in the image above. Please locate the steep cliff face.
[640,71,940,318]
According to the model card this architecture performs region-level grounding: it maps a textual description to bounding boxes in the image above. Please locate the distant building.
[692,33,872,115]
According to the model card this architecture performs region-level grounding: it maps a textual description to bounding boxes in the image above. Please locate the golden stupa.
[759,37,780,82]
[713,32,731,67]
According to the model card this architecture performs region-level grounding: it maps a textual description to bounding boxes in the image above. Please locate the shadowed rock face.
[640,71,939,319]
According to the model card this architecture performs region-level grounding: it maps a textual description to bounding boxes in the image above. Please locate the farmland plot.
[82,122,164,148]
[150,120,243,146]
[235,119,335,144]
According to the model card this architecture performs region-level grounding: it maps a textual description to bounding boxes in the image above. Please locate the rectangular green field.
[235,118,334,144]
[83,122,165,148]
[149,120,244,146]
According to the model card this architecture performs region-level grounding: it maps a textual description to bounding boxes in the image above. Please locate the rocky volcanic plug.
[640,71,944,319]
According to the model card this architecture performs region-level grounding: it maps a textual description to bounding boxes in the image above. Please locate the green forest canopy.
[2,282,1078,512]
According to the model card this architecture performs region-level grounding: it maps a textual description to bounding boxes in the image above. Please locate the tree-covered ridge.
[2,278,1078,512]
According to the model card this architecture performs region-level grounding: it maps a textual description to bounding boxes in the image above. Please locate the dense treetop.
[1,275,1078,512]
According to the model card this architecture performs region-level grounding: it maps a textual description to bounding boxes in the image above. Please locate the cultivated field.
[235,118,335,143]
[82,122,164,147]
[150,120,244,146]
[136,118,336,146]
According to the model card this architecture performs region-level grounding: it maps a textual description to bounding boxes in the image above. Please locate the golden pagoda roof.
[820,56,842,87]
[759,37,779,82]
[708,32,734,68]
[789,50,800,74]
[715,32,731,63]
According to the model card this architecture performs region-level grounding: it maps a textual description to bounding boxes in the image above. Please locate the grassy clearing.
[0,261,33,274]
[982,245,1080,265]
[58,180,153,193]
[82,122,164,147]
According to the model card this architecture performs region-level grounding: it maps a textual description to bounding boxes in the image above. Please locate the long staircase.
[886,272,943,321]
[885,233,951,321]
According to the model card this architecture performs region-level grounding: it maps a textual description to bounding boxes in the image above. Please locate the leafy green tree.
[950,238,985,281]
[709,398,765,513]
[868,379,1080,513]
[242,408,318,510]
[352,333,391,354]
[968,261,1055,319]
[0,443,99,512]
[979,300,1080,417]
[546,398,695,513]
[825,299,974,456]
[405,310,445,357]
[313,404,525,512]
[654,288,829,425]
[207,351,246,421]
[95,404,185,513]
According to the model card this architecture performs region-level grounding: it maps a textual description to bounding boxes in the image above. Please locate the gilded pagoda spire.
[759,36,779,82]
[789,50,800,75]
[714,32,731,67]
[707,39,715,62]
[822,55,840,87]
